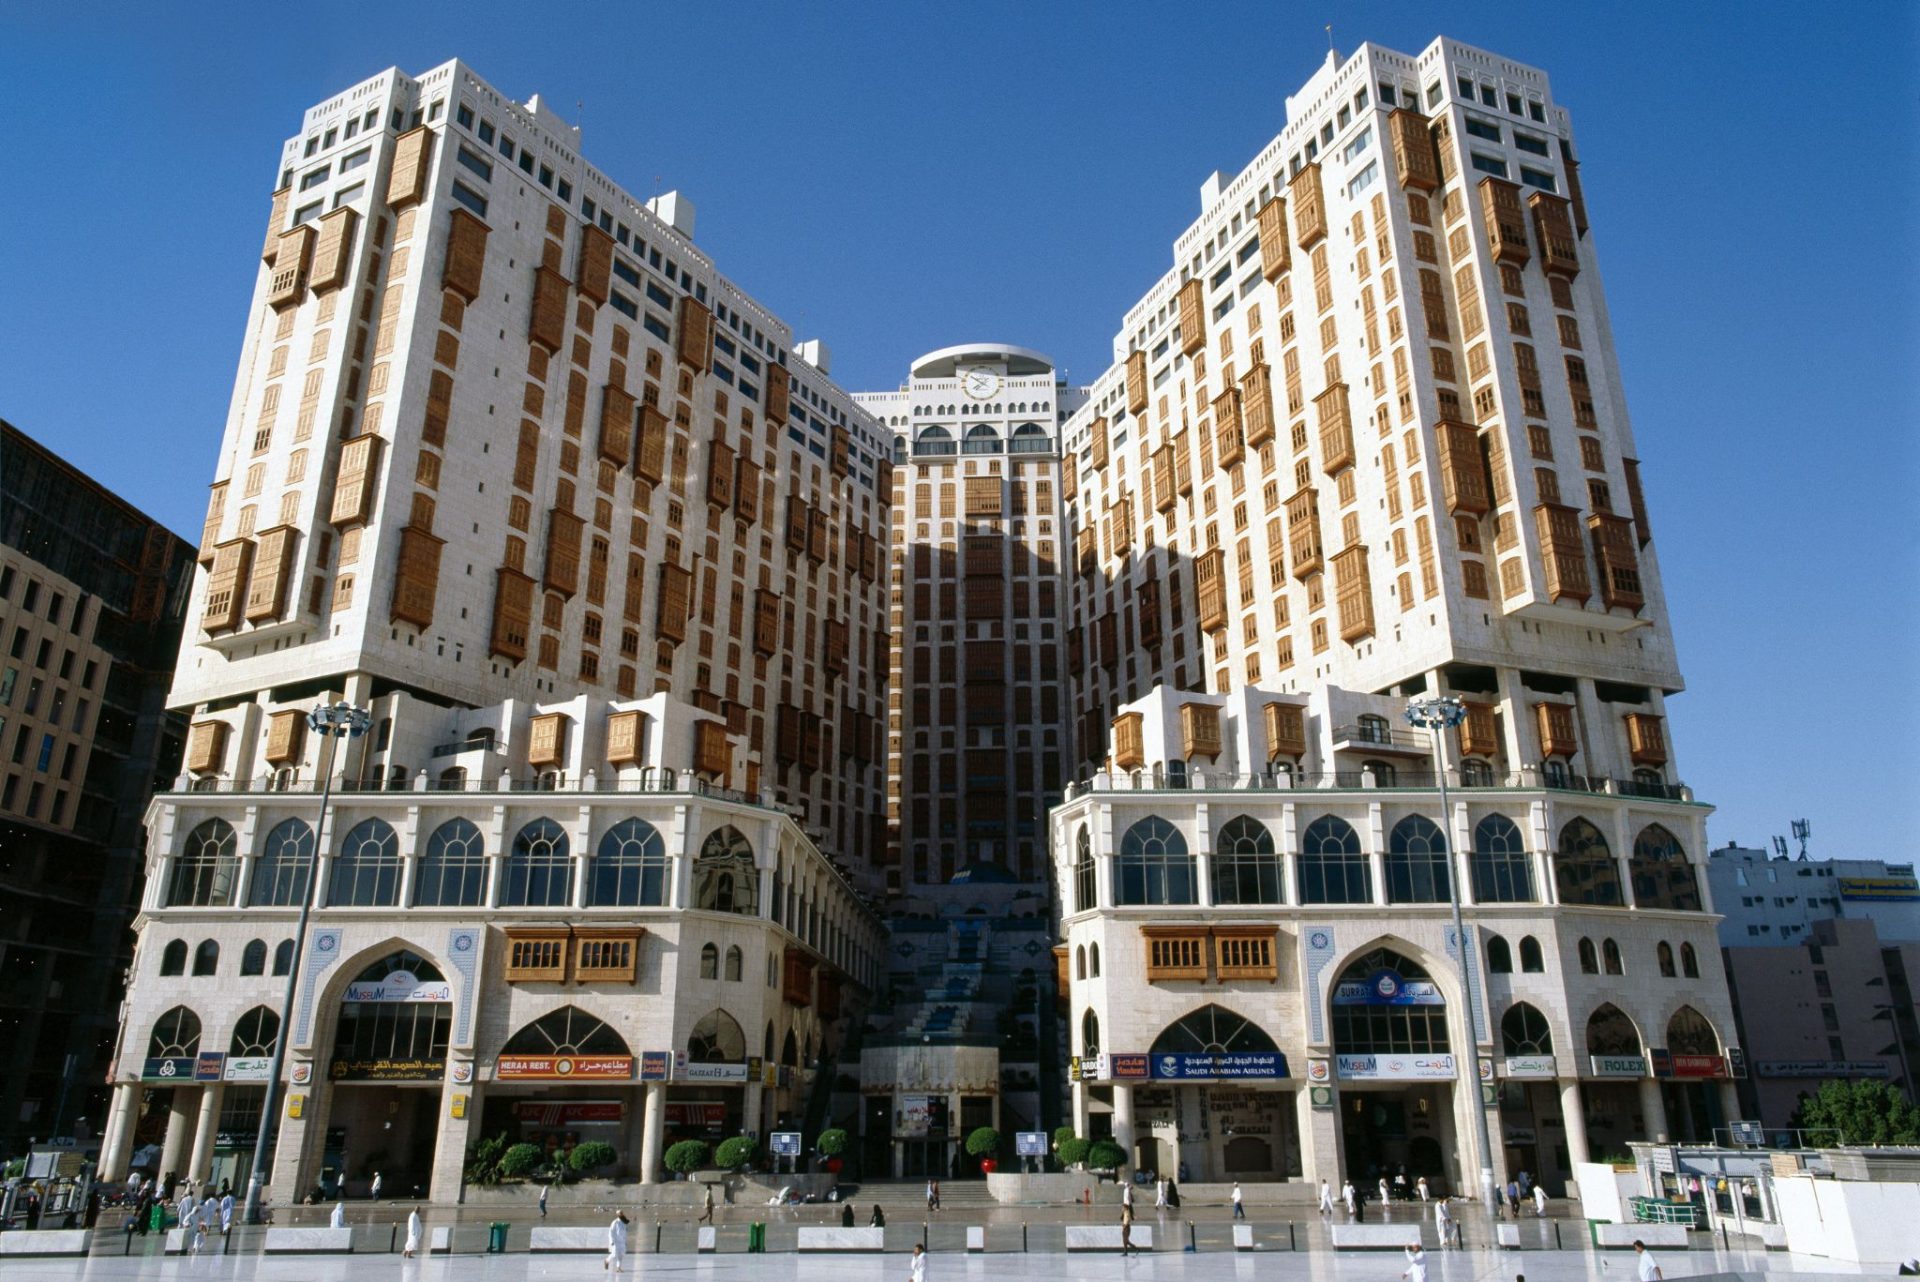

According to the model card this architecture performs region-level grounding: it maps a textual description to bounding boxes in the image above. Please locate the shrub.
[664,1139,711,1175]
[964,1127,1001,1159]
[1087,1139,1126,1171]
[815,1127,849,1157]
[1052,1125,1078,1150]
[499,1143,544,1178]
[715,1136,757,1169]
[463,1134,510,1186]
[569,1141,617,1174]
[1057,1137,1091,1168]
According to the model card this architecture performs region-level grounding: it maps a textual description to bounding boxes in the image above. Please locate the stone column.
[1559,1078,1591,1167]
[160,1088,196,1183]
[1717,1081,1742,1133]
[1071,1079,1090,1137]
[98,1083,141,1182]
[270,1077,322,1203]
[744,1081,765,1139]
[1638,1077,1669,1143]
[1297,1083,1342,1187]
[624,1090,647,1180]
[1111,1083,1135,1175]
[429,1074,480,1204]
[639,1082,666,1184]
[188,1083,224,1184]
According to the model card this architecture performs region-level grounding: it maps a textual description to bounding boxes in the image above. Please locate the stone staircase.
[842,1178,1000,1209]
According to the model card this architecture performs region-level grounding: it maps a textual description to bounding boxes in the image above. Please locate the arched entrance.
[1331,947,1460,1195]
[1582,1003,1647,1155]
[486,1006,639,1176]
[668,1010,747,1156]
[1660,1006,1727,1141]
[1496,1002,1563,1189]
[321,949,451,1198]
[1143,1004,1297,1182]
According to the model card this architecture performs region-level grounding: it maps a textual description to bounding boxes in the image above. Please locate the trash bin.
[748,1222,765,1253]
[488,1221,510,1253]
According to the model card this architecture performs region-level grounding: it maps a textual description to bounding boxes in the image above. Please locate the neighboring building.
[1707,843,1920,946]
[1053,38,1738,1196]
[0,422,194,1157]
[98,61,889,1200]
[1724,916,1920,1131]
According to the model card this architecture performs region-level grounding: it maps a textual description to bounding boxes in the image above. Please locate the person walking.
[1634,1240,1663,1282]
[932,1178,941,1211]
[1155,1178,1167,1210]
[330,1201,346,1229]
[1402,1244,1428,1282]
[1318,1179,1335,1216]
[178,1187,197,1232]
[1416,1176,1430,1203]
[538,1182,549,1219]
[1231,1181,1245,1219]
[1119,1196,1135,1257]
[1394,1170,1409,1201]
[1506,1179,1521,1219]
[403,1207,422,1258]
[840,1203,855,1228]
[188,1203,207,1253]
[926,1178,937,1213]
[870,1204,886,1228]
[1342,1180,1357,1216]
[218,1190,234,1236]
[909,1242,929,1281]
[370,1171,383,1202]
[1378,1177,1390,1206]
[1434,1198,1454,1249]
[1533,1184,1548,1218]
[605,1211,629,1274]
[698,1184,715,1223]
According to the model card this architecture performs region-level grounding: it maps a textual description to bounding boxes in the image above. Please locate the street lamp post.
[243,700,370,1226]
[1405,694,1499,1217]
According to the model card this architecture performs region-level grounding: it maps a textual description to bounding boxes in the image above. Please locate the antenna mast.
[1791,819,1811,861]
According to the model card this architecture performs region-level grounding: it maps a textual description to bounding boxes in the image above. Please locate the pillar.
[429,1074,481,1204]
[1559,1078,1591,1168]
[1717,1081,1742,1131]
[1112,1083,1135,1176]
[1297,1084,1341,1187]
[1638,1077,1669,1143]
[188,1083,224,1185]
[1071,1079,1090,1137]
[98,1083,141,1182]
[639,1082,666,1184]
[744,1082,765,1139]
[160,1088,196,1183]
[270,1077,323,1204]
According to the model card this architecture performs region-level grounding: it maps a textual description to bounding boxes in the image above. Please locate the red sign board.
[511,1100,624,1125]
[1109,1053,1151,1080]
[1670,1054,1726,1079]
[665,1102,727,1127]
[495,1056,633,1081]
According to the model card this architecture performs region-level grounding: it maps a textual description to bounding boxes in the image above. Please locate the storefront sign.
[224,1056,274,1082]
[676,1061,748,1083]
[329,1057,446,1081]
[142,1055,224,1082]
[1840,876,1920,901]
[1503,1056,1557,1079]
[1727,1047,1747,1079]
[512,1100,623,1126]
[1015,1131,1048,1157]
[495,1056,634,1081]
[1096,1053,1150,1081]
[1754,1059,1891,1078]
[1067,1056,1083,1082]
[1668,1054,1726,1079]
[342,971,453,1003]
[1503,1125,1538,1144]
[1335,1053,1456,1080]
[450,1094,467,1119]
[291,1063,313,1085]
[770,1132,802,1157]
[1306,1058,1331,1083]
[640,1052,671,1081]
[1150,1051,1290,1081]
[1333,971,1445,1006]
[1588,1055,1647,1078]
[664,1102,726,1127]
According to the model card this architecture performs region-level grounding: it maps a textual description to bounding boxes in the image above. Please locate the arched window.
[1114,817,1197,905]
[1602,938,1624,975]
[1152,1004,1280,1054]
[168,819,239,907]
[334,951,450,1065]
[148,1006,202,1058]
[1460,758,1495,786]
[686,1010,745,1062]
[502,1006,630,1055]
[240,939,268,976]
[1631,824,1701,911]
[1356,714,1392,745]
[1680,942,1699,978]
[781,1029,799,1066]
[1387,815,1451,903]
[592,818,668,906]
[1471,814,1535,902]
[1586,1004,1641,1057]
[694,826,757,914]
[327,818,401,907]
[159,939,187,976]
[1213,816,1283,904]
[272,939,294,976]
[764,1022,776,1060]
[229,1006,279,1058]
[250,819,315,907]
[1667,1006,1719,1055]
[1501,1003,1553,1056]
[1074,946,1086,981]
[1656,941,1676,977]
[416,818,487,907]
[1577,937,1599,974]
[1299,816,1371,904]
[1519,936,1545,973]
[1089,942,1102,977]
[725,946,743,981]
[1556,818,1623,906]
[1487,934,1513,974]
[503,818,573,907]
[1073,827,1096,912]
[192,940,220,976]
[699,942,719,979]
[1331,949,1448,1054]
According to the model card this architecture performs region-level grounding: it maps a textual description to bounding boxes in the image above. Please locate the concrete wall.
[1774,1174,1920,1265]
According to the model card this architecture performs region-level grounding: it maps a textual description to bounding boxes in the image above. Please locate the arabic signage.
[1839,876,1920,902]
[495,1056,634,1081]
[676,1061,748,1082]
[639,1052,671,1081]
[329,1058,446,1081]
[1668,1054,1726,1079]
[1588,1055,1647,1078]
[513,1100,623,1126]
[343,971,453,1003]
[1150,1051,1290,1081]
[1336,1053,1456,1080]
[1091,1053,1150,1081]
[224,1056,274,1082]
[1333,971,1445,1007]
[142,1056,223,1082]
[1503,1056,1556,1079]
[1754,1059,1892,1079]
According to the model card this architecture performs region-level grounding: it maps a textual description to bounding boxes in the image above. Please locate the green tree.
[815,1127,849,1157]
[499,1143,544,1178]
[1057,1137,1091,1168]
[1792,1078,1920,1145]
[569,1141,617,1175]
[965,1127,1001,1159]
[715,1136,757,1169]
[664,1139,712,1175]
[1087,1139,1126,1171]
[1053,1125,1078,1150]
[464,1133,510,1186]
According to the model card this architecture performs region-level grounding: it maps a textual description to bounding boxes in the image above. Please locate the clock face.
[962,368,1001,400]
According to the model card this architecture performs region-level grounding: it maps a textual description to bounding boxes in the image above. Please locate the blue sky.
[2,1,1914,855]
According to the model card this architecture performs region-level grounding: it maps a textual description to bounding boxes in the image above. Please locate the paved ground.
[0,1245,1884,1281]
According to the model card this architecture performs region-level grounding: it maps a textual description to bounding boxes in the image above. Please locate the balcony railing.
[1064,767,1693,803]
[1008,436,1055,454]
[960,439,1001,455]
[1332,722,1429,751]
[913,441,957,457]
[430,732,498,758]
[179,770,771,808]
